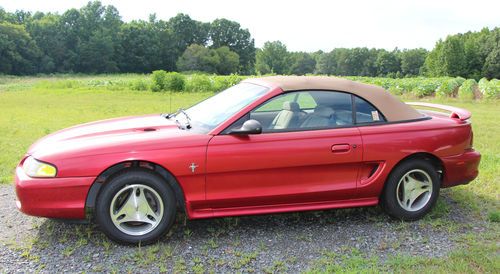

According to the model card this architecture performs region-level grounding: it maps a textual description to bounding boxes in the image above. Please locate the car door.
[205,90,363,210]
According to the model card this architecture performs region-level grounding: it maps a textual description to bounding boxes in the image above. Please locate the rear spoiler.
[407,102,471,121]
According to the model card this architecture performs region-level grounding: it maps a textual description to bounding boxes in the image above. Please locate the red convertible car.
[15,76,480,244]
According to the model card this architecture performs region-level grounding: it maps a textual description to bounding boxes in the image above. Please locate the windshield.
[183,83,269,132]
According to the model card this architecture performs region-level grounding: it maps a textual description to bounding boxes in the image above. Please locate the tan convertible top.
[243,76,423,122]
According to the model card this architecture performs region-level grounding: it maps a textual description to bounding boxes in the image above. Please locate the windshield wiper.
[166,108,192,129]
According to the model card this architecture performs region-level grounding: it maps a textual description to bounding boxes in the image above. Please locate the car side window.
[254,93,297,112]
[233,90,354,133]
[354,96,386,124]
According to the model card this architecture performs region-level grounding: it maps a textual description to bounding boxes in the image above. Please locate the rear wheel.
[95,170,176,245]
[381,159,440,220]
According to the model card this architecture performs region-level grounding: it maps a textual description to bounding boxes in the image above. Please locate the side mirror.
[229,119,262,135]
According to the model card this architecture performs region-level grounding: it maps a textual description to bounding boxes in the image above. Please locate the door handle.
[331,144,351,153]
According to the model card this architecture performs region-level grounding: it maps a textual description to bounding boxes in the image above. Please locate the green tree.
[315,51,337,75]
[0,22,40,74]
[400,48,427,76]
[79,30,118,73]
[57,8,82,72]
[209,18,255,74]
[1,1,499,77]
[483,46,500,79]
[255,41,290,75]
[424,35,467,77]
[168,13,209,53]
[26,14,67,73]
[335,48,372,76]
[176,44,220,73]
[214,46,239,75]
[0,7,6,22]
[151,15,178,71]
[362,48,380,76]
[442,35,467,76]
[289,52,316,75]
[376,50,401,76]
[77,2,122,73]
[117,20,158,72]
[463,32,483,79]
[9,10,32,24]
[481,29,500,79]
[116,18,176,72]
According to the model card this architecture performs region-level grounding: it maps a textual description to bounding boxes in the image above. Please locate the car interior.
[226,91,385,133]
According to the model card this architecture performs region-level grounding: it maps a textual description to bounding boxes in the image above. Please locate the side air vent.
[359,162,383,186]
[368,165,378,178]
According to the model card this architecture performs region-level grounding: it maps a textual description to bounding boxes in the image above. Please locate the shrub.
[478,77,489,94]
[151,70,168,92]
[414,80,440,97]
[397,80,418,93]
[164,72,186,92]
[455,76,466,86]
[212,74,244,92]
[388,86,403,96]
[484,79,500,99]
[435,79,460,98]
[185,74,214,92]
[130,79,149,91]
[457,79,476,100]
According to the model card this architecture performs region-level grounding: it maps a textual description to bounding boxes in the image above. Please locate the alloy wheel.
[109,184,164,236]
[396,169,433,212]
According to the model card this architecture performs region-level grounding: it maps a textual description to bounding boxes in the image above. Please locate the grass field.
[0,75,498,272]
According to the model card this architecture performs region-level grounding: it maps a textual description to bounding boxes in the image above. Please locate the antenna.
[169,90,172,113]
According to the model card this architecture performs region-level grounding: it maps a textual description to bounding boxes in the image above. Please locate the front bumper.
[15,166,96,219]
[441,149,481,188]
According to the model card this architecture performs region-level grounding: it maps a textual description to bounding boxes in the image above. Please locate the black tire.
[95,170,177,245]
[381,159,440,221]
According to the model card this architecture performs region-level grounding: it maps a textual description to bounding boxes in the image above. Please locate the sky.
[1,0,499,52]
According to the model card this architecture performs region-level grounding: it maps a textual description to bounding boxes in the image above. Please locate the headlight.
[23,156,57,178]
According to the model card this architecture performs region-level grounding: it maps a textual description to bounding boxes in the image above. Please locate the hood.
[29,114,205,160]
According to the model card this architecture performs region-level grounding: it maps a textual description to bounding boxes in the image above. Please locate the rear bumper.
[15,166,95,219]
[441,150,481,188]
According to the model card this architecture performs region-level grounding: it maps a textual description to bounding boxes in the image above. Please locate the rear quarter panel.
[357,116,472,198]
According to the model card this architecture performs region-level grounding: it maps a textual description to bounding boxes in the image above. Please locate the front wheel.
[95,170,177,245]
[381,159,440,220]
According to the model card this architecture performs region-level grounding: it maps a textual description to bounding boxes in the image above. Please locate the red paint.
[15,165,94,219]
[407,102,472,120]
[15,84,481,220]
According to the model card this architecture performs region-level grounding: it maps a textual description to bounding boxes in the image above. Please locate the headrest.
[314,105,335,118]
[283,101,300,111]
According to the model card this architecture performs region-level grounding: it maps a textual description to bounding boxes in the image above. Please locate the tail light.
[466,130,474,150]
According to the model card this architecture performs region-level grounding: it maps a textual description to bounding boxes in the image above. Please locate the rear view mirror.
[229,119,262,135]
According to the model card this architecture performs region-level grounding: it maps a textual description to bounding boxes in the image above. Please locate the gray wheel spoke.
[137,186,159,219]
[112,189,137,222]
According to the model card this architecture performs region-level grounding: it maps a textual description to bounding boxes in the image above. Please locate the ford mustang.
[15,76,481,244]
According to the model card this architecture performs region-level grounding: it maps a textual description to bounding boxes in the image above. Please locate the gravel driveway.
[0,184,486,273]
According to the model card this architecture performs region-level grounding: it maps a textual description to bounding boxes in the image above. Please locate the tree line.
[0,1,255,75]
[0,1,499,79]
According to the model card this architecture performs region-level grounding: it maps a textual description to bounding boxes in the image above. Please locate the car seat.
[300,106,335,128]
[269,101,302,129]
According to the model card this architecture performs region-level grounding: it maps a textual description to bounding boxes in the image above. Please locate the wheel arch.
[379,152,443,220]
[85,160,186,219]
[385,152,445,191]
